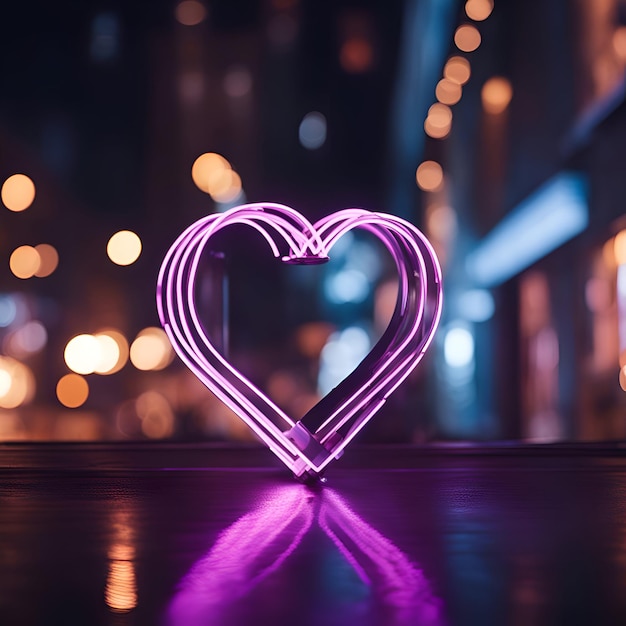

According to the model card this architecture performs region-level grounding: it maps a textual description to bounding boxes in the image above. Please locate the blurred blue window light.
[457,289,494,323]
[0,296,17,328]
[466,172,588,287]
[318,326,371,395]
[90,13,120,63]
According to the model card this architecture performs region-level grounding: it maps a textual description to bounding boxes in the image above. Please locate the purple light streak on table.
[2,442,626,626]
[167,484,443,626]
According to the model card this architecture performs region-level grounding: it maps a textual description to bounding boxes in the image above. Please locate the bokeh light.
[1,174,36,212]
[0,296,17,328]
[613,26,626,63]
[424,103,452,139]
[318,326,371,395]
[424,119,450,139]
[436,78,462,105]
[175,0,207,26]
[0,356,35,409]
[94,334,121,375]
[5,321,48,358]
[465,0,494,21]
[482,76,513,114]
[339,37,373,73]
[427,204,458,242]
[444,56,471,85]
[191,152,232,194]
[416,161,444,192]
[444,326,475,368]
[299,111,327,150]
[107,231,142,266]
[620,366,626,392]
[34,244,59,277]
[454,24,481,53]
[585,277,612,313]
[614,229,626,265]
[94,329,129,375]
[324,269,370,304]
[129,327,174,371]
[9,246,40,279]
[223,66,252,98]
[64,334,101,375]
[428,103,452,125]
[0,370,11,397]
[56,373,90,408]
[136,391,175,439]
[458,289,495,322]
[295,322,335,359]
[209,169,242,203]
[603,237,616,269]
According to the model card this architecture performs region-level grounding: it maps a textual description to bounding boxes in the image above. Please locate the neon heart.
[156,203,443,480]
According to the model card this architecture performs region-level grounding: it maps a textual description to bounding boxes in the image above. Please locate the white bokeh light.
[443,326,475,368]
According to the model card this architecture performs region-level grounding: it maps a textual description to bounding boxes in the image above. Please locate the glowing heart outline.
[157,203,443,479]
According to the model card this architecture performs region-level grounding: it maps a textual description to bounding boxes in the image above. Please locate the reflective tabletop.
[1,442,625,626]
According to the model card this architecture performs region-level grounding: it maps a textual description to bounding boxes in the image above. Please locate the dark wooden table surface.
[1,442,626,626]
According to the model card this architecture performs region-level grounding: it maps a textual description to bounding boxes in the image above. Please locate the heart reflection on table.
[167,485,444,626]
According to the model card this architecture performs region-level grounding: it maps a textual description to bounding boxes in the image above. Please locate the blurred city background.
[0,0,625,445]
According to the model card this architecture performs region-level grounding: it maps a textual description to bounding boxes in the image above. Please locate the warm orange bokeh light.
[107,231,142,266]
[175,0,207,26]
[428,103,453,124]
[0,356,35,409]
[1,174,35,212]
[416,161,444,192]
[454,24,481,53]
[444,56,471,85]
[436,78,462,105]
[602,237,616,269]
[129,327,174,371]
[614,229,626,266]
[34,244,59,277]
[465,0,494,22]
[425,103,452,138]
[482,76,513,114]
[191,152,231,194]
[613,27,626,63]
[95,329,129,375]
[210,170,242,203]
[56,373,90,408]
[9,246,40,279]
[424,117,451,139]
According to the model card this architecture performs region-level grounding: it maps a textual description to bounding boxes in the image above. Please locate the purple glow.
[167,486,443,626]
[157,204,443,478]
[167,486,313,626]
[319,490,444,625]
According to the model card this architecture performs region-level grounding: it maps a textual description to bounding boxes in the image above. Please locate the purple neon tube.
[156,203,443,479]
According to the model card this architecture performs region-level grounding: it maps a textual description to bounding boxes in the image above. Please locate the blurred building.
[429,0,626,440]
[0,0,625,444]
